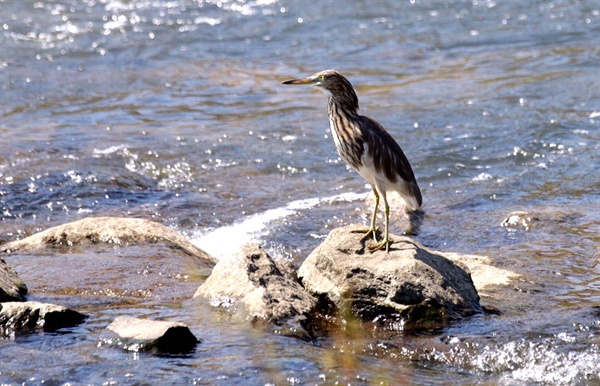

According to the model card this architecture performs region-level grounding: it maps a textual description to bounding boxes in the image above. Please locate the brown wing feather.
[359,115,422,207]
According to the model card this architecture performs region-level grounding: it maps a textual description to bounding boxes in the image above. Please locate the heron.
[281,69,423,252]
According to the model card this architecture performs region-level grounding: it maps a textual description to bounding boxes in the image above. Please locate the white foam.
[191,191,366,260]
[92,144,132,156]
[472,172,493,181]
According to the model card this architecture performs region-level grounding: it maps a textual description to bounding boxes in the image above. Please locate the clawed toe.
[367,239,390,253]
[351,227,379,243]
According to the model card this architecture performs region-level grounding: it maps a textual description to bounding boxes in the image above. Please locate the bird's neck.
[327,95,359,119]
[326,96,363,169]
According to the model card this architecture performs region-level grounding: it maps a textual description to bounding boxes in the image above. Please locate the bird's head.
[282,69,359,111]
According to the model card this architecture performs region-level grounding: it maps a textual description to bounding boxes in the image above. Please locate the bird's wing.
[359,115,423,207]
[358,116,417,183]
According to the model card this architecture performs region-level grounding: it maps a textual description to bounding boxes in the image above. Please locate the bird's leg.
[352,186,379,243]
[368,196,390,252]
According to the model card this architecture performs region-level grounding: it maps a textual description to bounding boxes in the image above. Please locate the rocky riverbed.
[1,217,517,352]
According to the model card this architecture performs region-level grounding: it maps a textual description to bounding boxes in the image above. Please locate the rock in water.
[1,217,217,268]
[298,225,482,329]
[104,316,198,354]
[0,301,86,337]
[0,258,27,301]
[194,244,318,337]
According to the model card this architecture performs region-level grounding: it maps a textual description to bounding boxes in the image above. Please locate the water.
[1,0,599,384]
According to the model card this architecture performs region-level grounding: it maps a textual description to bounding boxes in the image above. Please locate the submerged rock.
[103,316,198,354]
[500,209,584,232]
[1,217,216,267]
[501,211,536,231]
[0,258,27,302]
[194,244,318,337]
[298,225,483,329]
[0,301,86,337]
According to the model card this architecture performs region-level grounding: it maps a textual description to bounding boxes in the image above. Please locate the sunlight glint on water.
[0,0,598,384]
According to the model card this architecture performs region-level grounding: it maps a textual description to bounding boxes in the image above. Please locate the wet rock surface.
[0,301,86,337]
[1,217,217,268]
[0,258,27,302]
[194,244,319,336]
[103,316,198,354]
[298,225,484,329]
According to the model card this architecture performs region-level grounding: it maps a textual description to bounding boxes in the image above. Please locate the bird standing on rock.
[282,69,423,252]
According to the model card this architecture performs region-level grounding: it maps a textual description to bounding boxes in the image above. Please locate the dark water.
[1,0,599,384]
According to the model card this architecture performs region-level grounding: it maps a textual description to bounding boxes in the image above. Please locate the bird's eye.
[319,75,325,81]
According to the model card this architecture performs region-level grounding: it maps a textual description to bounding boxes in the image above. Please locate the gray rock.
[0,301,86,337]
[194,244,318,336]
[104,316,198,353]
[440,251,521,291]
[1,217,217,267]
[298,225,483,329]
[0,258,27,302]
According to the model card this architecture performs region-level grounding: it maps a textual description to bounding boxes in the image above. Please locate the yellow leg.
[368,196,390,252]
[351,186,379,243]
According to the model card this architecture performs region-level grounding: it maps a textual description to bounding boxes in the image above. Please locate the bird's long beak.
[281,77,313,85]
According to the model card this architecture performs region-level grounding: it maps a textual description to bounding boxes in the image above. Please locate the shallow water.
[1,0,599,384]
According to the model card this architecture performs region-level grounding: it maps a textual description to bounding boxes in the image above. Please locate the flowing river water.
[1,0,599,384]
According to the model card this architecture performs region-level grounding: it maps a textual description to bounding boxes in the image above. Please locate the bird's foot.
[351,227,379,243]
[368,237,390,253]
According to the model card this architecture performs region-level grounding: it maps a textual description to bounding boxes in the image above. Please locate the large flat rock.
[298,225,484,329]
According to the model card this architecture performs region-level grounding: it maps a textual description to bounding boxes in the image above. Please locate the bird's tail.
[403,180,423,235]
[403,180,422,211]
